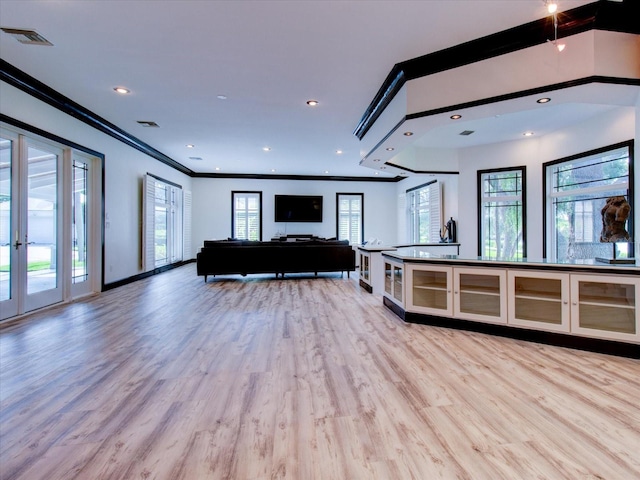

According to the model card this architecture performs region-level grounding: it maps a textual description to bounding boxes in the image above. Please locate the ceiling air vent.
[459,130,475,136]
[137,121,159,128]
[1,28,53,46]
[188,157,203,161]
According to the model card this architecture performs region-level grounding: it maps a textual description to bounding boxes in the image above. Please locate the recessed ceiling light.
[306,100,319,106]
[215,167,220,171]
[263,147,271,152]
[523,131,534,136]
[450,114,462,120]
[375,172,379,175]
[403,132,413,136]
[336,149,343,154]
[217,94,227,100]
[186,144,195,148]
[271,169,276,172]
[114,87,130,94]
[547,2,558,14]
[386,147,394,151]
[537,97,551,104]
[324,170,329,174]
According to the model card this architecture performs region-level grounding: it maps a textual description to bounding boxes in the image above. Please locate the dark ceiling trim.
[385,162,459,176]
[1,113,105,159]
[354,0,640,140]
[360,76,639,169]
[192,172,403,182]
[352,69,405,141]
[0,58,194,176]
[406,76,640,122]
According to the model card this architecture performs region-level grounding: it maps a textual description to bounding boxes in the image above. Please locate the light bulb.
[557,43,566,52]
[547,2,558,14]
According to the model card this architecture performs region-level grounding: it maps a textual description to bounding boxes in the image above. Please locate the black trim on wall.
[103,259,195,291]
[0,113,109,292]
[406,179,437,194]
[0,59,194,176]
[542,140,634,259]
[147,172,182,189]
[406,76,640,124]
[359,76,640,169]
[231,191,263,241]
[477,166,527,258]
[386,162,459,176]
[354,0,640,140]
[193,172,402,182]
[1,60,401,183]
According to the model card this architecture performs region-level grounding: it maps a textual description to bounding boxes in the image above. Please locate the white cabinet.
[570,274,639,343]
[508,270,570,333]
[453,267,507,324]
[359,252,370,281]
[383,259,404,308]
[406,265,452,316]
[397,261,639,345]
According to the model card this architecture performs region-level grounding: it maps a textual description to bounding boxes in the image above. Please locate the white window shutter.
[429,181,442,242]
[183,190,192,259]
[143,174,155,271]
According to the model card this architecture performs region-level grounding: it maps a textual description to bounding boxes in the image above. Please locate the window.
[478,167,526,259]
[336,193,363,244]
[406,180,441,243]
[72,158,88,284]
[544,142,633,261]
[232,191,262,241]
[144,173,183,270]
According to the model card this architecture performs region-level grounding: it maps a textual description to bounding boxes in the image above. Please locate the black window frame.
[477,166,527,259]
[231,191,263,241]
[336,192,364,244]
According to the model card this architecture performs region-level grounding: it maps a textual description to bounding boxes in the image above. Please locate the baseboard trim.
[103,259,195,291]
[384,302,639,359]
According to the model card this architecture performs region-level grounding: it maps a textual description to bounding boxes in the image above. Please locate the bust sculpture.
[600,196,631,242]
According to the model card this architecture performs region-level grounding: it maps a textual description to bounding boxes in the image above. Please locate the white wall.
[456,106,636,259]
[192,177,397,253]
[1,81,193,284]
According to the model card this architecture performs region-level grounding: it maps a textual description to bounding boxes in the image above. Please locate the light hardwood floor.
[1,264,639,480]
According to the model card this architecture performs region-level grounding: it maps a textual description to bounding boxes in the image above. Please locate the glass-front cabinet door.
[406,265,452,316]
[454,267,507,324]
[570,274,639,342]
[508,270,570,333]
[383,259,403,307]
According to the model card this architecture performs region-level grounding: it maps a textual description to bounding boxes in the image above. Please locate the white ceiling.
[0,0,602,178]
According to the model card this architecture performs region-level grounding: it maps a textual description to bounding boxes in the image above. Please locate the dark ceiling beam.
[0,58,194,176]
[354,0,640,141]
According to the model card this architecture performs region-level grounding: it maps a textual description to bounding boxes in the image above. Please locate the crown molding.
[354,0,640,140]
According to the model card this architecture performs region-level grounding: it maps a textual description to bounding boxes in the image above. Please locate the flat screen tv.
[275,195,323,222]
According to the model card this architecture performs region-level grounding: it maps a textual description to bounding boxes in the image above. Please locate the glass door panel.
[0,128,99,322]
[72,158,88,285]
[0,134,17,319]
[21,141,63,313]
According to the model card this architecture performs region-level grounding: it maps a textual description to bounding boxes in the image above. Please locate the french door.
[0,128,99,320]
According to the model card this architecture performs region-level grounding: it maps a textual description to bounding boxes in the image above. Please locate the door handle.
[14,240,22,250]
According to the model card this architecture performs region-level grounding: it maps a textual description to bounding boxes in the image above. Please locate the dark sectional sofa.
[196,239,356,281]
